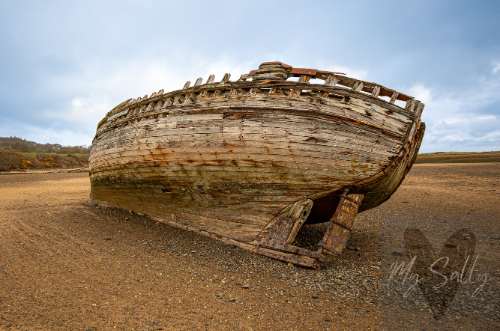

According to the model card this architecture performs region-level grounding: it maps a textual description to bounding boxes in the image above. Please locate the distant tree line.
[0,136,90,154]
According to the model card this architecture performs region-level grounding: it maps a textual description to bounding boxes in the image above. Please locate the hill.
[0,137,90,171]
[415,151,500,163]
[0,136,90,154]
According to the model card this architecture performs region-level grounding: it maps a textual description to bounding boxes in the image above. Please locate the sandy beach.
[0,163,499,330]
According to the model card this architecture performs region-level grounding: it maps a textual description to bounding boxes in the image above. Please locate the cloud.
[0,120,92,147]
[408,85,432,104]
[411,70,500,152]
[43,97,112,127]
[0,1,499,152]
[321,65,369,81]
[0,57,257,146]
[478,115,496,120]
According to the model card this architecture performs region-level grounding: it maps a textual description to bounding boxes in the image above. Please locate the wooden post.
[324,75,339,87]
[298,75,311,83]
[221,73,231,83]
[352,81,364,92]
[318,189,364,255]
[206,74,215,84]
[390,91,399,104]
[405,98,416,112]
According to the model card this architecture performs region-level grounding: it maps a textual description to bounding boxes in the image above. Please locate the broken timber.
[90,61,425,269]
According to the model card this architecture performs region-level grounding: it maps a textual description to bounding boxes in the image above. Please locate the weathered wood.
[239,74,250,81]
[319,192,364,255]
[298,75,311,83]
[324,75,339,87]
[405,98,415,112]
[414,102,425,119]
[206,74,215,84]
[352,81,364,92]
[183,81,191,89]
[90,61,425,268]
[221,73,231,83]
[99,80,417,126]
[390,91,399,104]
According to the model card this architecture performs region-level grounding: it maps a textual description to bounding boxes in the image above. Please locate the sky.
[0,0,499,153]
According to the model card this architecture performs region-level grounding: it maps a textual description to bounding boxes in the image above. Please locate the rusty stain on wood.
[90,61,425,268]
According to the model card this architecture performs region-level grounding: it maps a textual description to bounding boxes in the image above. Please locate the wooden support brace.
[259,199,324,261]
[221,73,231,83]
[371,86,381,98]
[405,98,416,112]
[298,75,311,83]
[206,74,215,84]
[318,189,364,255]
[239,74,250,81]
[414,102,424,119]
[183,81,191,89]
[353,81,364,92]
[390,91,399,104]
[173,95,182,105]
[162,98,172,108]
[324,75,339,87]
[194,78,203,86]
[269,88,284,95]
[183,93,193,104]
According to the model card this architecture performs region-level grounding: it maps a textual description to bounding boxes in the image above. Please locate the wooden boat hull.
[90,63,425,267]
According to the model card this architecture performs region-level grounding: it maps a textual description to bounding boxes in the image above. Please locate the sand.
[0,163,499,330]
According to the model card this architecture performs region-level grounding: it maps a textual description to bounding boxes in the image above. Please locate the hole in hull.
[292,190,343,251]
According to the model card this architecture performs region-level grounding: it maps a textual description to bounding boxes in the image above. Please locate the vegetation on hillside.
[415,151,500,163]
[0,137,90,171]
[0,136,90,154]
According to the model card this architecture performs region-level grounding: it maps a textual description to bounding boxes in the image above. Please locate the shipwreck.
[90,62,425,268]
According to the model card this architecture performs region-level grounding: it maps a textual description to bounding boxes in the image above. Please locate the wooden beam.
[206,75,215,84]
[390,91,399,104]
[405,98,416,112]
[239,74,250,81]
[414,102,424,119]
[298,75,311,83]
[221,73,231,83]
[352,81,364,92]
[324,76,339,87]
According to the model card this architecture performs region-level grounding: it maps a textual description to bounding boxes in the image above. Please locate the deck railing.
[97,63,424,132]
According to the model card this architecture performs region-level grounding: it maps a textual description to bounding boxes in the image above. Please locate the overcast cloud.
[0,0,499,152]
